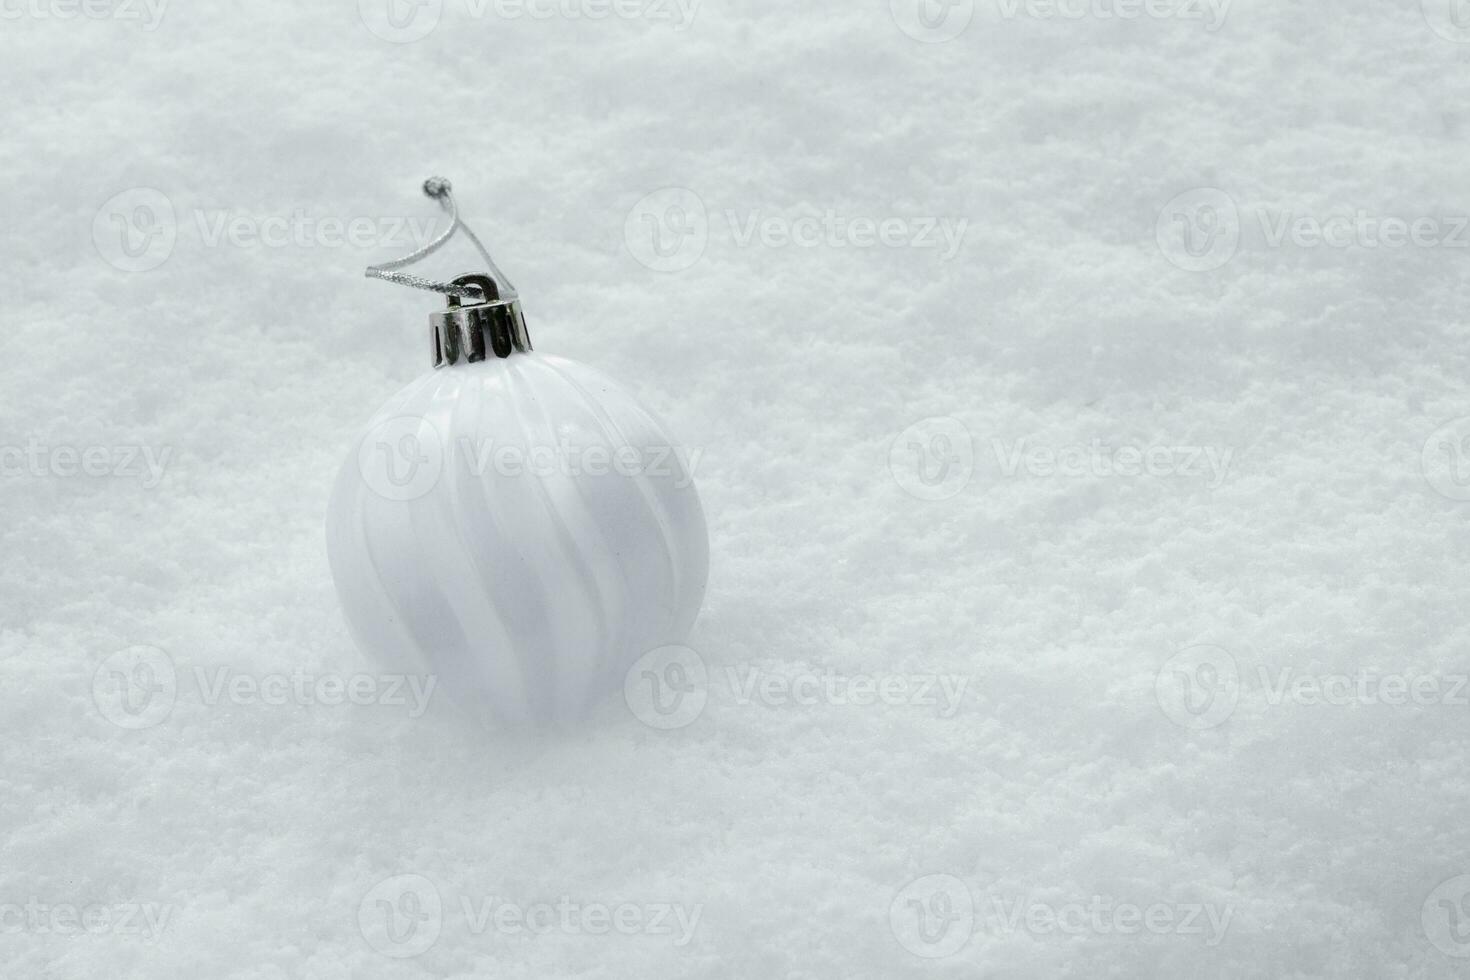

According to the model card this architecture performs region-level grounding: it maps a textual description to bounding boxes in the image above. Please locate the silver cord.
[364,177,517,301]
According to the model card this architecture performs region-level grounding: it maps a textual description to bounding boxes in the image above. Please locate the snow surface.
[5,0,1470,976]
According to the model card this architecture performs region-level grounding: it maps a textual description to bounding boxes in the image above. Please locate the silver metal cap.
[430,273,532,368]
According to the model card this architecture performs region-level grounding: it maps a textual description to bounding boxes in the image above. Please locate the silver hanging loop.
[364,178,531,367]
[364,177,519,302]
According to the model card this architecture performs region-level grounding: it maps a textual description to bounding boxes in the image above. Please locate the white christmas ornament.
[326,179,708,727]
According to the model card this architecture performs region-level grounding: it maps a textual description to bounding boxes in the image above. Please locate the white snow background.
[4,0,1470,976]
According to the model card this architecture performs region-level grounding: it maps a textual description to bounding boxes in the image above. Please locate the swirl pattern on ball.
[326,353,709,727]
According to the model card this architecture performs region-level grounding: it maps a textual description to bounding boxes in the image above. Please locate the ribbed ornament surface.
[325,353,709,726]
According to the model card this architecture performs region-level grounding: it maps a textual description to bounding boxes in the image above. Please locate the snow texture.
[4,0,1470,976]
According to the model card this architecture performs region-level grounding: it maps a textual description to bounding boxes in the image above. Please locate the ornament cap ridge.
[430,272,532,368]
